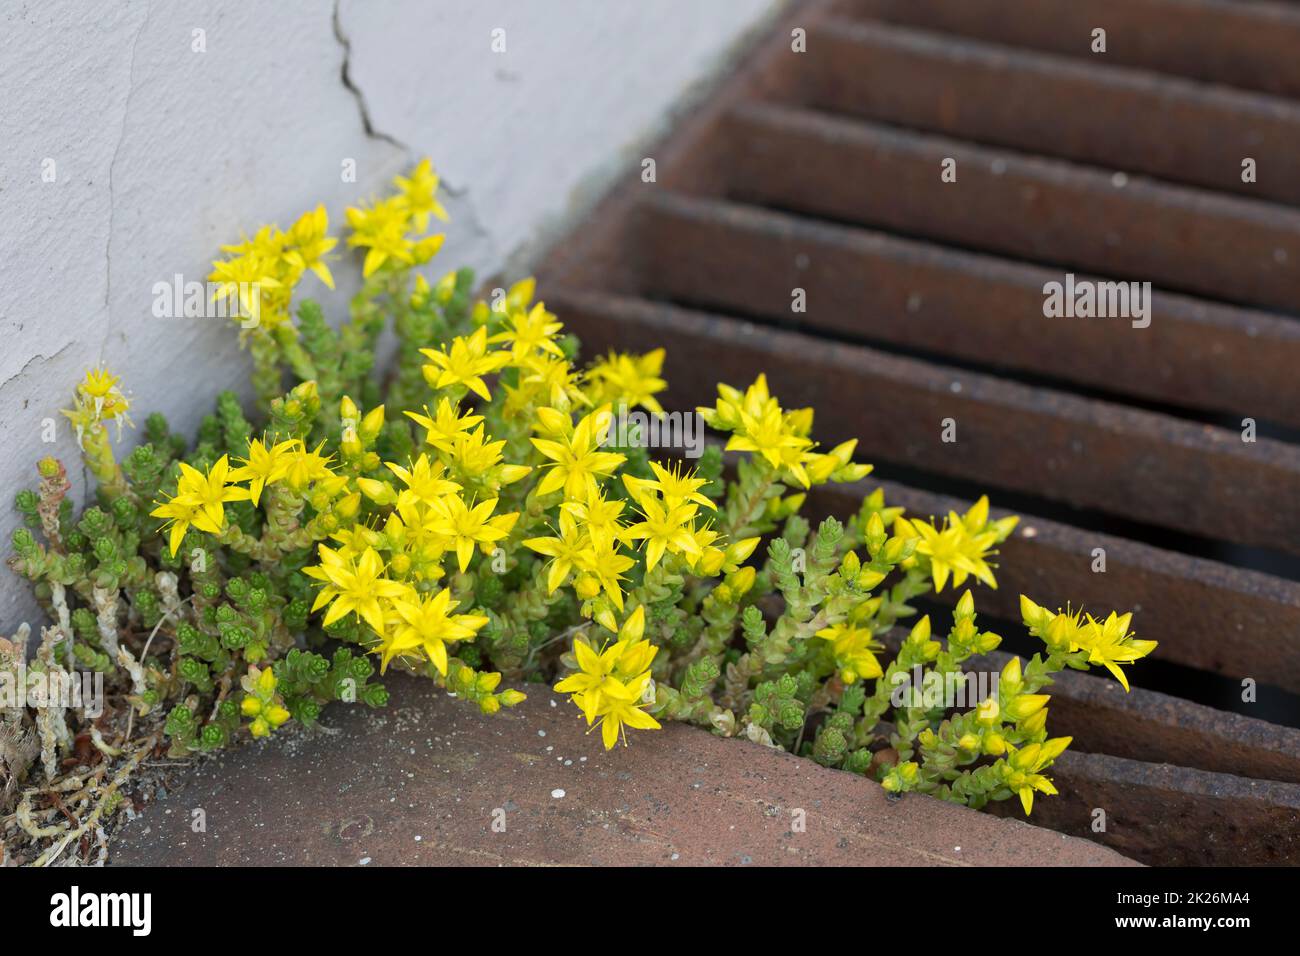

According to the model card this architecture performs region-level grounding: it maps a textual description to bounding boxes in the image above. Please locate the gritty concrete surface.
[110,676,1137,866]
[0,0,785,634]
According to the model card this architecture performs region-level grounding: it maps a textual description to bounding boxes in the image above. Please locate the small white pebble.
[359,857,371,866]
[551,788,566,799]
[538,730,547,738]
[1111,172,1128,188]
[415,836,423,842]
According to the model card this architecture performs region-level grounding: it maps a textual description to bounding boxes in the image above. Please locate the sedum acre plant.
[4,158,1156,861]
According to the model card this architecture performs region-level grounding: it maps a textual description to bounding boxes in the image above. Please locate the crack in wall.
[331,0,409,153]
[329,0,494,266]
[99,0,153,366]
[0,343,75,393]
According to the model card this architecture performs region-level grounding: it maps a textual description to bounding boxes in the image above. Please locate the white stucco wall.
[0,0,784,632]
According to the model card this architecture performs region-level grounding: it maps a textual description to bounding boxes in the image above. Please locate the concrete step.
[110,675,1136,867]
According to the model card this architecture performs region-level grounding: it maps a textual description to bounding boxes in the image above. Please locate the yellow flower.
[697,373,778,431]
[278,441,336,491]
[1000,738,1071,815]
[509,354,587,411]
[588,672,661,749]
[556,607,658,727]
[283,204,337,289]
[494,276,537,315]
[697,376,826,485]
[149,497,200,558]
[1019,597,1155,691]
[345,195,409,274]
[240,665,291,738]
[586,349,667,414]
[621,496,701,571]
[490,302,564,362]
[228,437,297,506]
[151,455,251,555]
[385,454,461,507]
[429,496,518,572]
[75,368,131,418]
[554,613,658,740]
[304,546,406,634]
[381,588,487,675]
[62,369,134,447]
[524,509,589,594]
[805,439,873,485]
[530,407,625,501]
[420,326,510,400]
[447,425,517,481]
[575,532,635,611]
[725,404,816,487]
[1074,611,1157,692]
[814,622,884,684]
[902,501,1002,592]
[636,460,715,510]
[392,158,449,232]
[560,491,626,542]
[405,398,483,452]
[208,252,282,326]
[555,640,625,719]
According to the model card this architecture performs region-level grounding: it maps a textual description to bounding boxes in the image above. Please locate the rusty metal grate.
[537,0,1300,864]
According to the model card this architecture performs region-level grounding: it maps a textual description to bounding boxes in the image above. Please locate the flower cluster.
[347,158,448,278]
[1020,596,1158,692]
[4,157,1159,870]
[239,665,291,738]
[209,205,338,331]
[553,607,661,748]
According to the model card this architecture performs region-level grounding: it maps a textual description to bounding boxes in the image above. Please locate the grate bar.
[840,0,1300,99]
[873,629,1300,785]
[721,101,1300,314]
[803,16,1300,206]
[636,190,1300,425]
[1001,751,1300,865]
[548,289,1300,554]
[807,478,1300,693]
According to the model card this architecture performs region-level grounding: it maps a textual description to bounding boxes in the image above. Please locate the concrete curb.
[111,676,1137,867]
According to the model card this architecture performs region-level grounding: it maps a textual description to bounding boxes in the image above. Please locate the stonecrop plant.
[4,158,1157,861]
